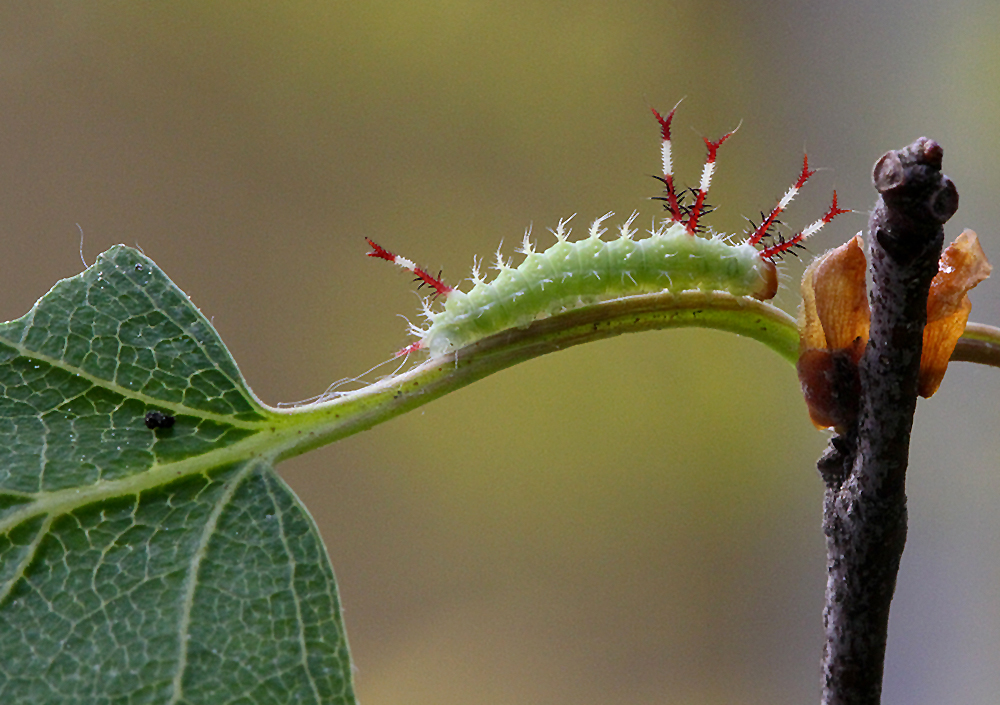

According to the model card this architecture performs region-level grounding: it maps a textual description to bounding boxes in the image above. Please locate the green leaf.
[0,246,355,705]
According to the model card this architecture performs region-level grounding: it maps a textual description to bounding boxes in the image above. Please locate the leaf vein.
[167,460,255,705]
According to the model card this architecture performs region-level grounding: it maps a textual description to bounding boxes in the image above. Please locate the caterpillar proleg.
[368,105,849,358]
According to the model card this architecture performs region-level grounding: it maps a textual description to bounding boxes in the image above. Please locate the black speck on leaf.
[145,411,175,430]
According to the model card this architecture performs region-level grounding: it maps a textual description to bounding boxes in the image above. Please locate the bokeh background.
[2,3,999,703]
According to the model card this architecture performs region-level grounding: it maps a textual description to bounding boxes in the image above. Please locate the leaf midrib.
[0,324,264,429]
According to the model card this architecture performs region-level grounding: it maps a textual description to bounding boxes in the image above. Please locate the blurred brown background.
[2,3,999,704]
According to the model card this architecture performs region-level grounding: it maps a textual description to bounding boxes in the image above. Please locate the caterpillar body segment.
[368,105,846,358]
[384,220,777,358]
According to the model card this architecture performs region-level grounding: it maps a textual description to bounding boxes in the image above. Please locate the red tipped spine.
[759,191,851,260]
[365,237,455,297]
[651,103,684,223]
[685,129,736,234]
[394,341,425,358]
[747,154,817,246]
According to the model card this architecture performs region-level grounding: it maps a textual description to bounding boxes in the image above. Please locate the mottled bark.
[820,138,958,705]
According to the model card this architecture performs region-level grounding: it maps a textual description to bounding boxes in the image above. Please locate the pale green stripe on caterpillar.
[368,104,849,358]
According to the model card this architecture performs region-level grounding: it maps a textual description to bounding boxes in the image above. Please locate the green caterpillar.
[368,104,847,358]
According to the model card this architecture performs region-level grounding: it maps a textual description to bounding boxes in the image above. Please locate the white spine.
[395,256,418,273]
[777,184,799,211]
[660,140,673,178]
[799,216,827,240]
[699,162,715,194]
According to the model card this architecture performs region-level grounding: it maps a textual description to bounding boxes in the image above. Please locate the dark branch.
[820,138,958,705]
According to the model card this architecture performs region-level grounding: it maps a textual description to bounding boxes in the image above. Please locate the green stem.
[267,292,1000,461]
[952,322,1000,367]
[271,291,798,460]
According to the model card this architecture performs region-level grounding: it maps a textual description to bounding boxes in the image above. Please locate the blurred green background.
[2,3,999,703]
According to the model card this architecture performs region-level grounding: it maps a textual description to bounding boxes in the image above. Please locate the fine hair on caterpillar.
[368,104,849,358]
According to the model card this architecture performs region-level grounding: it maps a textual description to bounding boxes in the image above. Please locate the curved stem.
[270,291,799,460]
[952,322,1000,367]
[265,283,1000,463]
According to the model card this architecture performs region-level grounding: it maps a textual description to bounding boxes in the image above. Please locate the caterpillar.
[368,104,849,358]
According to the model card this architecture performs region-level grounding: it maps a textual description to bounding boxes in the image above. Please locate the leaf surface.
[0,246,355,705]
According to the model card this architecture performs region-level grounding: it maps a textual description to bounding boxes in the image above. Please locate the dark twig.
[820,138,959,705]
